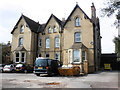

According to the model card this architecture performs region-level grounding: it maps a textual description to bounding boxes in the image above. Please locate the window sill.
[72,62,80,65]
[75,25,81,27]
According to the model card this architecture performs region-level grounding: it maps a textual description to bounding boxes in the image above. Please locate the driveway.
[1,71,119,89]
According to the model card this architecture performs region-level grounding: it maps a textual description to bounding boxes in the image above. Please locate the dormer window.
[20,25,24,33]
[53,26,57,33]
[48,27,52,33]
[75,17,80,26]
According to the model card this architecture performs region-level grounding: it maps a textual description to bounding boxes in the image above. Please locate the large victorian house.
[11,3,101,73]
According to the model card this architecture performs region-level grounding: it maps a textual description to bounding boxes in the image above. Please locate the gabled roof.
[64,4,91,27]
[15,46,27,51]
[11,14,41,34]
[43,14,64,31]
[70,43,88,49]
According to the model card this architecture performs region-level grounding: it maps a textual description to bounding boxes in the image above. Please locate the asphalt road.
[1,71,119,89]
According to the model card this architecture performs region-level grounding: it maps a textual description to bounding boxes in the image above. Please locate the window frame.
[75,17,80,26]
[15,53,19,63]
[48,27,52,33]
[55,52,60,60]
[55,37,60,48]
[46,38,50,48]
[73,50,80,63]
[20,25,24,33]
[45,53,49,58]
[19,37,23,46]
[38,38,42,47]
[82,51,86,62]
[53,26,57,33]
[21,52,25,63]
[74,32,81,43]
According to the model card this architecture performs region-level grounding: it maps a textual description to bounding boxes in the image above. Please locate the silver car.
[3,64,15,72]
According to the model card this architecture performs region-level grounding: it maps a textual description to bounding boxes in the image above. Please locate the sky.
[0,0,118,53]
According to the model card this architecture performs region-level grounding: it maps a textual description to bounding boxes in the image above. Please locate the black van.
[33,57,62,76]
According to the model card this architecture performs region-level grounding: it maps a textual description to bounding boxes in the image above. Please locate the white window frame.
[15,52,26,63]
[53,26,57,33]
[73,50,80,63]
[75,32,81,42]
[46,38,50,48]
[19,37,23,46]
[20,25,24,33]
[82,51,86,62]
[21,52,25,63]
[15,52,19,63]
[48,27,52,33]
[75,17,80,26]
[55,37,60,48]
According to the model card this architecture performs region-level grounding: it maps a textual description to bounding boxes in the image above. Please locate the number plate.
[38,67,43,69]
[16,69,19,71]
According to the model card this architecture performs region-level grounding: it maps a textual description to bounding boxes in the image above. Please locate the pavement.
[1,71,119,89]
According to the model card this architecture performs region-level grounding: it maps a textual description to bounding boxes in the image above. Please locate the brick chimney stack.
[91,3,96,22]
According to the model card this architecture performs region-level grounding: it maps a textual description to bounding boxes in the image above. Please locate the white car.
[3,64,15,72]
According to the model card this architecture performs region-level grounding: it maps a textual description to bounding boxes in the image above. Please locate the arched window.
[48,27,52,33]
[46,38,50,48]
[53,26,57,33]
[19,37,23,46]
[55,37,60,48]
[75,17,80,26]
[75,32,81,42]
[20,25,24,33]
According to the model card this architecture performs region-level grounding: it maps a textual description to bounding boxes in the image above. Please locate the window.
[55,53,60,60]
[19,37,23,46]
[21,53,25,62]
[55,37,60,48]
[20,25,24,33]
[75,17,80,26]
[46,53,49,58]
[16,53,19,62]
[53,26,57,33]
[73,50,80,63]
[38,39,42,47]
[46,38,50,48]
[75,32,81,42]
[38,54,41,57]
[82,51,86,62]
[48,27,52,33]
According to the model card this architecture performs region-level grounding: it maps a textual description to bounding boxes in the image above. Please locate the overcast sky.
[0,0,118,53]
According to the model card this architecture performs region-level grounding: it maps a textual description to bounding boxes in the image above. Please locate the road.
[0,71,119,89]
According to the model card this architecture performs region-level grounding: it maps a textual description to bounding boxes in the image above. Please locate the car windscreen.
[4,65,11,68]
[16,64,23,67]
[35,59,48,66]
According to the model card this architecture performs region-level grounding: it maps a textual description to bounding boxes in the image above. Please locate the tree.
[101,0,120,28]
[101,0,119,17]
[113,36,120,53]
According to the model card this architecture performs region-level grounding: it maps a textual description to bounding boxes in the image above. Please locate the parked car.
[15,64,33,73]
[33,57,62,76]
[3,64,16,72]
[0,64,5,72]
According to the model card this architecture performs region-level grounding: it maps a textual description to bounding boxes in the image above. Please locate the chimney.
[62,18,65,22]
[91,3,96,20]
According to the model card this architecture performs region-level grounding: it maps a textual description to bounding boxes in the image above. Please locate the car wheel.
[35,73,40,76]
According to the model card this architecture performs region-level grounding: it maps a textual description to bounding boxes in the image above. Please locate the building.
[11,3,101,73]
